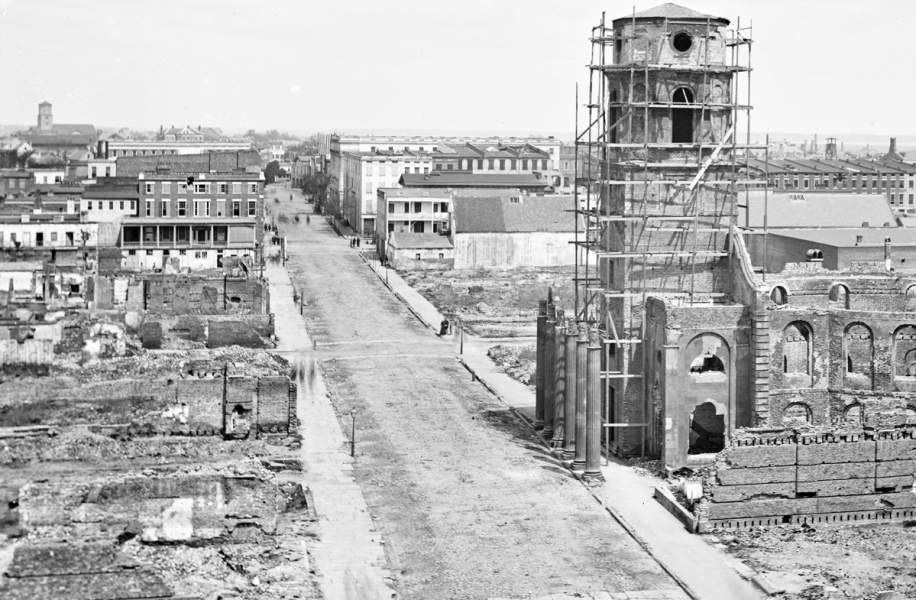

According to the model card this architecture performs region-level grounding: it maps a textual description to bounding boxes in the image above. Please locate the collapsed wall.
[699,428,916,530]
[0,372,296,437]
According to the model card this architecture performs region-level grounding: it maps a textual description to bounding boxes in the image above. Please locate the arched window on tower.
[672,87,695,143]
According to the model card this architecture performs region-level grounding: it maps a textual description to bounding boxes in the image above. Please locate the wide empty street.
[271,190,686,600]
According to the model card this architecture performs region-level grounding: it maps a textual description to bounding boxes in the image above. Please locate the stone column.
[535,300,546,429]
[543,304,556,439]
[563,316,577,460]
[551,310,566,449]
[584,323,605,482]
[572,321,588,472]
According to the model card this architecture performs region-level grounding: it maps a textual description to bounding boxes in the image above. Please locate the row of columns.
[535,290,604,482]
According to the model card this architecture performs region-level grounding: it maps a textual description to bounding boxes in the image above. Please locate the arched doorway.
[685,333,729,455]
[672,87,695,143]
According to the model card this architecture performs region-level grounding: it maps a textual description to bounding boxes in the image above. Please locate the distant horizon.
[2,122,914,150]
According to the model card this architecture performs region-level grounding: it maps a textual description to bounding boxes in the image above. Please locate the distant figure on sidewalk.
[306,215,310,225]
[438,319,450,336]
[356,237,361,248]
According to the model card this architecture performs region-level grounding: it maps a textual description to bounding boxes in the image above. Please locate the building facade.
[376,188,451,258]
[119,171,264,270]
[340,151,432,234]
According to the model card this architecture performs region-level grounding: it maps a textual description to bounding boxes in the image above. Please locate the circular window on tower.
[672,31,693,53]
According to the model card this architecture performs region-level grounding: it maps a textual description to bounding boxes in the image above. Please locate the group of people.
[349,236,361,248]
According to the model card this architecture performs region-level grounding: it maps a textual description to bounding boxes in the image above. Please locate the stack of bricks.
[700,428,916,530]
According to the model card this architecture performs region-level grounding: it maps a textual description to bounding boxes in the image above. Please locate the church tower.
[37,101,53,131]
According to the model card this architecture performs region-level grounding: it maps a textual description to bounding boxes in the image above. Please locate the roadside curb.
[359,253,437,332]
[455,356,702,600]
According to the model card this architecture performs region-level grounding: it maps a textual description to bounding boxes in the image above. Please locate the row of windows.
[110,149,180,157]
[86,200,134,211]
[434,158,550,172]
[127,249,210,257]
[143,181,260,195]
[771,283,916,308]
[0,230,81,246]
[775,174,914,190]
[90,166,112,178]
[386,201,449,213]
[144,199,257,217]
[363,164,429,177]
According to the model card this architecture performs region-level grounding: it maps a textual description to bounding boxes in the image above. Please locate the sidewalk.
[360,257,764,600]
[267,261,396,600]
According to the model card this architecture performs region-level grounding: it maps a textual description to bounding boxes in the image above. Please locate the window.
[541,159,548,170]
[161,182,171,194]
[844,323,874,389]
[232,200,241,217]
[194,182,210,194]
[178,182,188,193]
[50,232,58,242]
[145,200,153,217]
[145,182,154,194]
[522,159,529,170]
[488,159,495,170]
[248,182,258,194]
[91,167,97,178]
[194,201,210,217]
[160,200,168,217]
[247,200,256,216]
[119,201,124,210]
[829,283,850,308]
[177,199,187,216]
[87,201,93,210]
[105,167,111,177]
[218,183,228,194]
[108,201,114,210]
[672,31,693,52]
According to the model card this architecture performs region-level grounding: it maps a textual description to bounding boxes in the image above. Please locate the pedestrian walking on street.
[356,237,361,248]
[306,215,310,225]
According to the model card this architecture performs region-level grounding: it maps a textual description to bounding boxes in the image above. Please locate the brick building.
[119,170,264,270]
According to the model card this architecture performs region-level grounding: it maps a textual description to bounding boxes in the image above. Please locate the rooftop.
[768,227,916,248]
[613,3,729,26]
[452,194,576,234]
[399,172,549,189]
[377,187,452,199]
[740,191,897,229]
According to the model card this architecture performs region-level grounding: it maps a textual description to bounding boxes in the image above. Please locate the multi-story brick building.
[119,170,264,270]
[340,151,432,235]
[326,134,562,222]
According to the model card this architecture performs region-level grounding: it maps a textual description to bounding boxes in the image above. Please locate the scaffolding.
[573,10,760,458]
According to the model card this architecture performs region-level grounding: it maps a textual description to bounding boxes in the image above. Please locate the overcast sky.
[0,0,908,139]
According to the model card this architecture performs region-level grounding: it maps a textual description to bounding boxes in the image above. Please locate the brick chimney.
[890,137,898,156]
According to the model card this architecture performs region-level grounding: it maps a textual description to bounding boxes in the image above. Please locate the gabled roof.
[399,172,549,189]
[741,191,896,229]
[614,3,729,26]
[452,195,576,234]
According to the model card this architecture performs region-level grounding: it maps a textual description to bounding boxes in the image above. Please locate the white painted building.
[341,151,432,234]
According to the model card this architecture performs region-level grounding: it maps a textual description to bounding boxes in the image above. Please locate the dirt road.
[270,187,686,600]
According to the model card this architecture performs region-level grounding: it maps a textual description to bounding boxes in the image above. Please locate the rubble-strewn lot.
[403,267,574,337]
[487,343,536,388]
[713,523,916,600]
[0,345,319,600]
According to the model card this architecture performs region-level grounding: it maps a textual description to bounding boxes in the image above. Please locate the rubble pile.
[487,344,536,388]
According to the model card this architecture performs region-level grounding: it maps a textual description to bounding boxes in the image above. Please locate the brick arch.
[893,325,916,379]
[842,402,864,427]
[782,321,813,386]
[770,285,788,306]
[828,283,850,309]
[782,401,812,427]
[685,333,729,455]
[906,285,916,312]
[843,322,873,390]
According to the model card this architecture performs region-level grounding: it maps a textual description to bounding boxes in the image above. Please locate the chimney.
[890,137,898,156]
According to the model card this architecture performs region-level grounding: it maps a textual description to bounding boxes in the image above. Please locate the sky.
[0,0,910,140]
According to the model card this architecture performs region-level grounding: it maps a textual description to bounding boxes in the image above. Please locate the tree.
[264,160,281,184]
